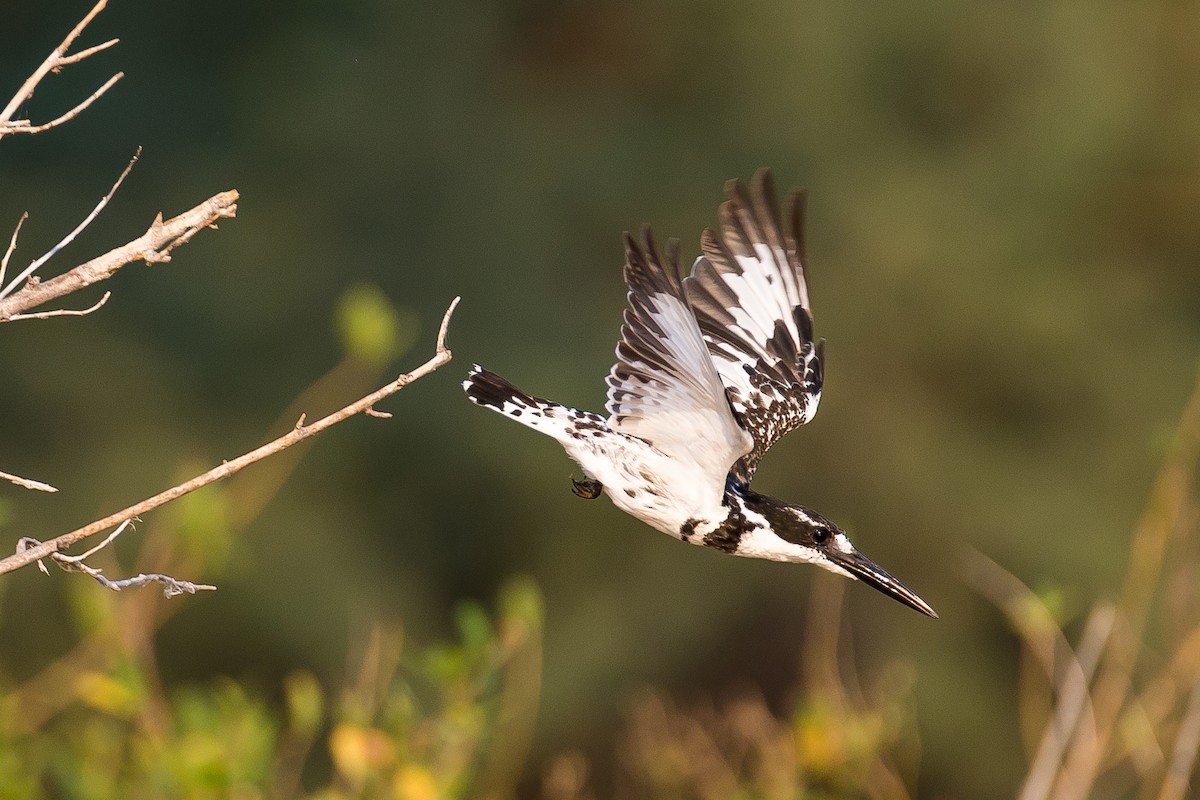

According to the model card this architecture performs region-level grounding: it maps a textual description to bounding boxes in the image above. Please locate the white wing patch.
[608,292,751,464]
[606,231,752,498]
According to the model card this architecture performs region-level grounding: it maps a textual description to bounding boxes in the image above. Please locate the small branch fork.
[0,297,461,583]
[0,0,122,139]
[0,181,239,322]
[0,146,140,302]
[17,521,214,598]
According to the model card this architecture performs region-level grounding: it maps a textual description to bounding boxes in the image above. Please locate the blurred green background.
[1,0,1198,796]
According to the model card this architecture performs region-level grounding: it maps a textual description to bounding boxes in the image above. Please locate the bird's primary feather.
[684,170,824,484]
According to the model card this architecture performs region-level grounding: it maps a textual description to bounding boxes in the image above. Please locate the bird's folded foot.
[571,476,602,499]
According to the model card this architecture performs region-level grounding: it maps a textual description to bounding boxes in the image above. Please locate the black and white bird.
[464,170,936,617]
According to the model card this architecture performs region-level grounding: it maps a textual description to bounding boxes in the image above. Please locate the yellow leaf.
[330,723,394,782]
[393,764,439,800]
[74,670,137,716]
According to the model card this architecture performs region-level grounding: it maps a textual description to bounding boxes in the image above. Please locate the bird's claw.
[571,476,602,499]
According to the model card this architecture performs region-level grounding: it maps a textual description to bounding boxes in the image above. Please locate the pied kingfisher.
[464,170,936,617]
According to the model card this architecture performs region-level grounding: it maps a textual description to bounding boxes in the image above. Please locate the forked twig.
[0,0,122,139]
[0,189,239,322]
[0,148,140,300]
[17,521,214,597]
[2,73,123,137]
[0,297,461,577]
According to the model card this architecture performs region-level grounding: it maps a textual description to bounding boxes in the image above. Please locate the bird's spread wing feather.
[607,229,753,494]
[683,169,824,483]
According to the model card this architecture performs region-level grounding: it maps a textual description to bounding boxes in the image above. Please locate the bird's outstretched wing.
[683,169,824,484]
[606,229,753,496]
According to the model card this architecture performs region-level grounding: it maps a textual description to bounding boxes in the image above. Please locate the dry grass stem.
[1019,605,1116,800]
[1053,378,1200,800]
[960,547,1086,700]
[1158,675,1200,800]
[969,370,1200,800]
[0,296,461,577]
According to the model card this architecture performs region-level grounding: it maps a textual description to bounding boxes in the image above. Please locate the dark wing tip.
[623,230,639,256]
[723,176,754,212]
[623,223,683,298]
[787,187,808,265]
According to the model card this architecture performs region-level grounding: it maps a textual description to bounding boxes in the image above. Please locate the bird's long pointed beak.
[830,547,938,618]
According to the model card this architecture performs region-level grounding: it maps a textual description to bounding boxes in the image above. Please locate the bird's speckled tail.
[463,365,538,411]
[463,365,610,445]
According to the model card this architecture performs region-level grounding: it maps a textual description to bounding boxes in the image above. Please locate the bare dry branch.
[0,469,58,493]
[5,290,112,321]
[55,37,119,68]
[17,521,215,597]
[0,72,124,137]
[0,148,140,299]
[0,296,461,577]
[61,519,133,563]
[0,0,122,139]
[0,189,239,322]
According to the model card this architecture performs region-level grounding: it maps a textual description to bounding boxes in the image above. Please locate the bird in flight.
[464,170,936,617]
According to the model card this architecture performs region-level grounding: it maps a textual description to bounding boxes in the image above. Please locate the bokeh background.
[1,1,1198,797]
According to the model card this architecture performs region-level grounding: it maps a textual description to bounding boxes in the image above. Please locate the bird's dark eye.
[813,526,830,544]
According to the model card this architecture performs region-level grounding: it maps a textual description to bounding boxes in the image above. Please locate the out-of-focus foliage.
[335,283,418,368]
[1,0,1198,797]
[961,375,1200,800]
[0,576,544,799]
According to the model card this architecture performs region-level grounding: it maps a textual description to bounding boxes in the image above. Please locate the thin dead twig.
[0,0,122,139]
[0,148,139,300]
[0,189,239,322]
[1,72,123,137]
[0,469,58,493]
[0,296,461,577]
[1,212,27,288]
[5,291,111,321]
[17,520,214,597]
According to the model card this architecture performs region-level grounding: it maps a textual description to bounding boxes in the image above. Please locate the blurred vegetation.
[2,0,1199,796]
[0,570,545,799]
[2,370,1198,797]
